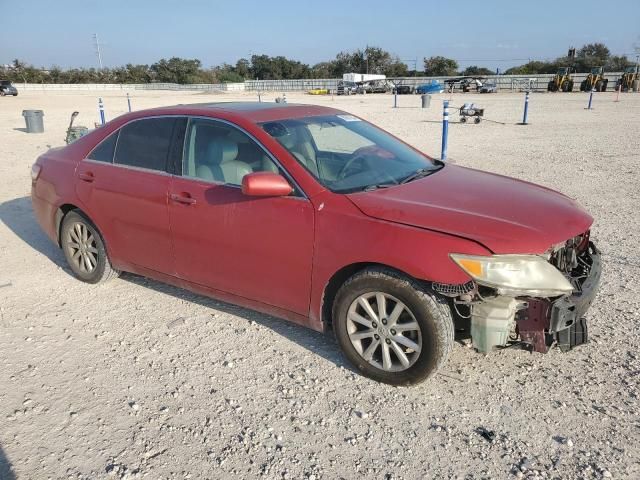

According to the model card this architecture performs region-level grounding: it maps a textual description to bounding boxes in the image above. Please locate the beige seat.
[196,139,252,185]
[279,134,319,176]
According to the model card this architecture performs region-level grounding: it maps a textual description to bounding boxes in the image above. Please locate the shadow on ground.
[122,273,349,370]
[0,443,16,480]
[0,196,66,268]
[0,196,350,371]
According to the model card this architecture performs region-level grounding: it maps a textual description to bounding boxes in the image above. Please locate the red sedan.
[31,102,601,385]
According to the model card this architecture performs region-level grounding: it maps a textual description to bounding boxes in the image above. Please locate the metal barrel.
[22,110,45,133]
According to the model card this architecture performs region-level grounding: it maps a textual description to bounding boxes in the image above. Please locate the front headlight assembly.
[450,253,574,297]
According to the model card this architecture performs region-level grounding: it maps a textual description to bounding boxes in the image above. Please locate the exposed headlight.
[450,253,574,297]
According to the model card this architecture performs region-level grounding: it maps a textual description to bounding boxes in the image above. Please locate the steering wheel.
[337,153,368,180]
[338,146,395,180]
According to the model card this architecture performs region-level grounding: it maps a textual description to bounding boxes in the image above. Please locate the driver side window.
[183,118,279,186]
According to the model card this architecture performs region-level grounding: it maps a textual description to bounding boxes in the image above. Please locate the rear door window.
[114,117,177,172]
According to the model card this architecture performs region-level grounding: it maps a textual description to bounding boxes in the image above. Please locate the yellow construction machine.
[580,66,608,92]
[616,65,639,92]
[547,67,574,92]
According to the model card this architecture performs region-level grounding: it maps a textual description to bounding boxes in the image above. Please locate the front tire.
[60,210,120,284]
[332,268,454,385]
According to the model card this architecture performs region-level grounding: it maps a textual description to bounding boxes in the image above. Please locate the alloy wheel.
[346,292,422,372]
[65,222,99,274]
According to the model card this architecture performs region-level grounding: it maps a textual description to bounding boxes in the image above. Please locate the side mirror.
[241,172,293,197]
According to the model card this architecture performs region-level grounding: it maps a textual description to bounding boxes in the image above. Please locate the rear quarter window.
[114,117,177,171]
[87,131,118,163]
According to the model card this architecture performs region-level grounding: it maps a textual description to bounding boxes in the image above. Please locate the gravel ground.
[0,89,639,479]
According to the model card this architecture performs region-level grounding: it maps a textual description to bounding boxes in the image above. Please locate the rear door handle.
[78,172,94,182]
[170,193,197,205]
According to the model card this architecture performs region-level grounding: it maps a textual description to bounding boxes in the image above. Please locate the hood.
[347,164,593,254]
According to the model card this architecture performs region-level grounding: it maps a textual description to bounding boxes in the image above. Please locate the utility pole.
[93,33,104,69]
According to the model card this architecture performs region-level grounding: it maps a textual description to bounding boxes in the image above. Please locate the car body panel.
[168,176,315,316]
[75,160,174,274]
[306,190,492,327]
[347,164,593,255]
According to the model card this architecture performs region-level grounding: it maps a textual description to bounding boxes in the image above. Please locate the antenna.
[93,33,104,69]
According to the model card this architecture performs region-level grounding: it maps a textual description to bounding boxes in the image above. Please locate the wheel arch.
[321,262,425,328]
[55,204,100,247]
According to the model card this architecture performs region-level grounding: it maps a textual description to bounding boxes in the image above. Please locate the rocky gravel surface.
[0,90,639,479]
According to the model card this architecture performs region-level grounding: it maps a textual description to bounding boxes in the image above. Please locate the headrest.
[279,132,296,149]
[219,140,239,164]
[207,139,238,165]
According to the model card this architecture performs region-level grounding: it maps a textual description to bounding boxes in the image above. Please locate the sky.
[1,0,639,71]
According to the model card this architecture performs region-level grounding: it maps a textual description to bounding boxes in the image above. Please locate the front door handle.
[170,193,197,205]
[78,172,94,182]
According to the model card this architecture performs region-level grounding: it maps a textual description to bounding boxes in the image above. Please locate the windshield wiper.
[400,167,439,184]
[362,183,396,192]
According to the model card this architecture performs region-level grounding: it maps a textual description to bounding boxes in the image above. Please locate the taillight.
[31,164,42,182]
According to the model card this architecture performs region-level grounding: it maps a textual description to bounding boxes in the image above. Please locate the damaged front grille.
[549,231,594,292]
[433,280,476,297]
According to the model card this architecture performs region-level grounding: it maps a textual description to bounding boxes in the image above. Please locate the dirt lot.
[1,89,639,479]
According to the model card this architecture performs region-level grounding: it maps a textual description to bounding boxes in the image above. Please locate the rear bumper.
[31,187,58,245]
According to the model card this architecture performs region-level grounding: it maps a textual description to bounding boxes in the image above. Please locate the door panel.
[74,117,184,274]
[76,162,173,273]
[168,177,314,315]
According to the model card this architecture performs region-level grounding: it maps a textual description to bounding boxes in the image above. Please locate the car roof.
[146,101,343,123]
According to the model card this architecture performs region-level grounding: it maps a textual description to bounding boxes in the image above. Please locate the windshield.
[558,68,568,74]
[0,81,11,86]
[261,114,441,193]
[625,66,637,73]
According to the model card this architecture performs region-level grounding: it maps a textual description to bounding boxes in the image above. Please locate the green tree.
[234,58,251,79]
[461,65,494,76]
[423,56,458,76]
[504,60,557,75]
[150,57,202,83]
[606,55,631,71]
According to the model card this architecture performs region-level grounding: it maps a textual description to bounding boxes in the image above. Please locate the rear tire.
[332,268,454,385]
[60,210,120,284]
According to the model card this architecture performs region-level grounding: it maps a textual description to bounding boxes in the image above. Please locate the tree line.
[2,43,633,84]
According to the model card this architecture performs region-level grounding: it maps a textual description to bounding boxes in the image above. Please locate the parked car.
[479,81,497,93]
[357,80,390,94]
[336,80,358,95]
[415,80,444,94]
[0,80,18,96]
[392,84,413,95]
[31,102,601,385]
[308,88,330,95]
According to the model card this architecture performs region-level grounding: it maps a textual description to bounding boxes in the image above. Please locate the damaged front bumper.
[518,244,601,352]
[442,238,602,354]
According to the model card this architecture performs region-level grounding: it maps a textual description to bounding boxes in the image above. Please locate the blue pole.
[587,89,594,110]
[522,91,530,124]
[126,93,132,112]
[441,100,449,161]
[98,97,106,125]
